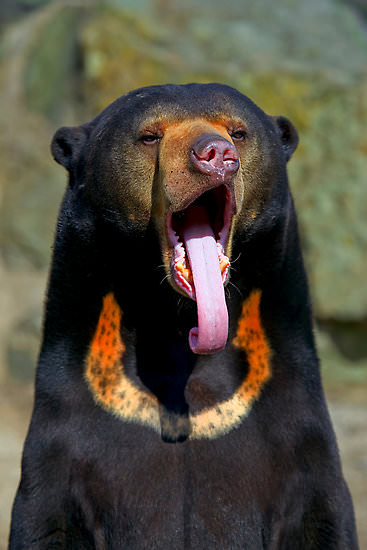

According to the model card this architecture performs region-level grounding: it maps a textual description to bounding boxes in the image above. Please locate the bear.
[9,83,359,549]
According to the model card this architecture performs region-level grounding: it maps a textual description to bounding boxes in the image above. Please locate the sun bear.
[9,84,358,549]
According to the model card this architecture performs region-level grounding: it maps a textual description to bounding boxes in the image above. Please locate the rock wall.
[1,0,366,384]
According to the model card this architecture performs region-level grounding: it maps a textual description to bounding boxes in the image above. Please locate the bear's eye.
[141,134,161,145]
[230,130,247,141]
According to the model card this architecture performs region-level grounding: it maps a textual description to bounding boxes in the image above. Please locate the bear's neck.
[40,194,318,441]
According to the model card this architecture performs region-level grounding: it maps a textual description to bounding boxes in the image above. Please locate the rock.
[23,4,85,123]
[316,323,367,388]
[287,82,367,319]
[6,309,42,382]
[0,266,46,383]
[80,7,184,113]
[0,3,82,269]
[0,110,66,269]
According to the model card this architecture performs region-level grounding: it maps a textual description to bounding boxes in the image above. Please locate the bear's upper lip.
[166,184,235,300]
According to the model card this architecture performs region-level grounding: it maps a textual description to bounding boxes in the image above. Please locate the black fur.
[9,84,358,549]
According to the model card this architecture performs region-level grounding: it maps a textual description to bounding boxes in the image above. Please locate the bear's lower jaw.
[171,242,229,301]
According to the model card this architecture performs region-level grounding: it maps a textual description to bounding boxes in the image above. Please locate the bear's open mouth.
[166,184,234,300]
[166,184,234,354]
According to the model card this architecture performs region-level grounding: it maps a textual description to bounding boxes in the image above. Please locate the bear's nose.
[190,134,239,181]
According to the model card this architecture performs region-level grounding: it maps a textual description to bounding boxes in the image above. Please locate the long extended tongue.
[182,206,228,354]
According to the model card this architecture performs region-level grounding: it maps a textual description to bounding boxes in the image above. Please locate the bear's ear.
[272,116,299,162]
[51,125,89,171]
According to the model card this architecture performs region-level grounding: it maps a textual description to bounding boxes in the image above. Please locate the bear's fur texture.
[9,84,358,549]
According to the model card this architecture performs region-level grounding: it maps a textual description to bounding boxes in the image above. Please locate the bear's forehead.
[125,82,245,105]
[95,83,269,134]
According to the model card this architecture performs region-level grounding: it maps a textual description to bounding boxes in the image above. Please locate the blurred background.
[0,0,366,547]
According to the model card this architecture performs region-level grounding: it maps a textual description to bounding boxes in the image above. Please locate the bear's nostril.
[192,146,217,162]
[223,147,238,162]
[207,148,216,162]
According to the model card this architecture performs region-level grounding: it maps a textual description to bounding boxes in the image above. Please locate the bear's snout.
[190,134,239,183]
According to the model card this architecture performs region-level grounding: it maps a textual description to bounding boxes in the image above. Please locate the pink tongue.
[181,206,229,354]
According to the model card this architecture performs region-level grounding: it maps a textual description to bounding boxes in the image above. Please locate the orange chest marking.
[232,289,272,401]
[86,293,125,403]
[85,290,271,440]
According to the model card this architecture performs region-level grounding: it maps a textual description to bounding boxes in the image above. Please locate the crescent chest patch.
[85,291,271,440]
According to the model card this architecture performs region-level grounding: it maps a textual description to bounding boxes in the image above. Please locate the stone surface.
[7,309,42,382]
[0,4,73,270]
[0,264,46,384]
[23,5,82,122]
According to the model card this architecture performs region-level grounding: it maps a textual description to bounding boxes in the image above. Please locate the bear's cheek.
[114,163,155,228]
[86,153,156,231]
[234,141,283,228]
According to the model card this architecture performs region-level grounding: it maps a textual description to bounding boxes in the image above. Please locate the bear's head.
[51,83,298,354]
